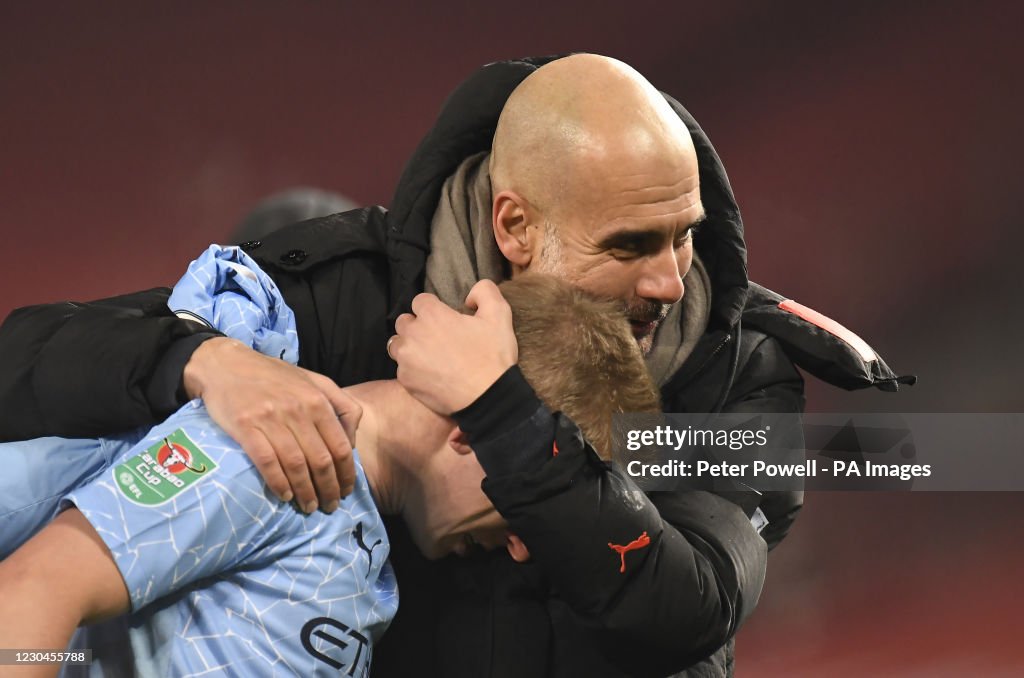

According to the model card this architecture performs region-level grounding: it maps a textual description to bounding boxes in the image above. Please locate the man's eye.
[674,230,694,248]
[611,244,642,259]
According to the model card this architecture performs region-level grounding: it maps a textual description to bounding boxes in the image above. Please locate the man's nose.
[635,247,686,304]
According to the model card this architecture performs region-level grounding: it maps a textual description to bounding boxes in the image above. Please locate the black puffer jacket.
[0,56,910,677]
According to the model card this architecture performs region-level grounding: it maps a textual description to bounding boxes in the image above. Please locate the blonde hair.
[499,274,662,460]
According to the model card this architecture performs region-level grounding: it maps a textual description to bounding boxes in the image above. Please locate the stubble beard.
[624,297,671,356]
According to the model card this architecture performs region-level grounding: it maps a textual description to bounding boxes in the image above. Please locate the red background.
[3,1,1022,674]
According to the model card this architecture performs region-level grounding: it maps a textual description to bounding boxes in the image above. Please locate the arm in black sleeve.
[455,368,767,676]
[454,366,550,476]
[0,288,220,440]
[722,333,806,550]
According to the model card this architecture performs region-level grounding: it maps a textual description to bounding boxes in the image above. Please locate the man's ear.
[447,427,474,456]
[492,190,535,270]
[505,533,531,563]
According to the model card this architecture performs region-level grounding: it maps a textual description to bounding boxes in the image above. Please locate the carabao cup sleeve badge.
[113,429,219,506]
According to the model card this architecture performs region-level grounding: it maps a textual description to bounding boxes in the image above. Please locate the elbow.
[595,556,767,676]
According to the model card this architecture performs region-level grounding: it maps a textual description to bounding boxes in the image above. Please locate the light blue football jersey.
[62,402,396,677]
[0,432,140,560]
[0,244,295,557]
[0,244,399,676]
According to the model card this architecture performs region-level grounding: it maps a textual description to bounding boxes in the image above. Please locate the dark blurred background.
[3,1,1022,674]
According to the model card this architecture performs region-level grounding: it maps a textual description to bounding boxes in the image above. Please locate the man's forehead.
[580,172,704,232]
[589,204,706,240]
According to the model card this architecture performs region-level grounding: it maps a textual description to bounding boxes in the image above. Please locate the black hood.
[385,54,749,329]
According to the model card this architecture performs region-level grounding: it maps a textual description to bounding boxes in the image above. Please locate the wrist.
[448,356,518,413]
[453,366,542,443]
[182,336,237,399]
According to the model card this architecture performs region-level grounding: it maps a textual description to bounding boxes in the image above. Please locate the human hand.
[390,280,518,415]
[183,337,361,512]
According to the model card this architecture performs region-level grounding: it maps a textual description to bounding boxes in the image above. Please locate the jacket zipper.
[691,333,732,381]
[660,331,733,405]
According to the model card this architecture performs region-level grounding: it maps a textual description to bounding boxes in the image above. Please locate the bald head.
[489,54,704,322]
[490,54,696,220]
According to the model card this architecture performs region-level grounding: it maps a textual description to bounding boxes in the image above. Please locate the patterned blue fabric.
[167,244,299,365]
[0,432,140,560]
[0,244,397,675]
[0,245,297,556]
[64,405,395,677]
[1,246,296,561]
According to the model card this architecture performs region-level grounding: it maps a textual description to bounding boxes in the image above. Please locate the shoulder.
[240,206,390,276]
[232,209,395,380]
[741,282,915,392]
[734,326,803,391]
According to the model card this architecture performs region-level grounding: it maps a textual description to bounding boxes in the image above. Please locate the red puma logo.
[607,531,651,573]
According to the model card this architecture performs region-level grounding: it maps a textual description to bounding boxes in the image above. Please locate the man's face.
[526,143,703,354]
[402,421,510,560]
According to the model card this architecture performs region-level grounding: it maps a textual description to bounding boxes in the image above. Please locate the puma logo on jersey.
[354,522,382,578]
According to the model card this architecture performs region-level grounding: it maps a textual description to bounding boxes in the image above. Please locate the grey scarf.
[424,152,711,387]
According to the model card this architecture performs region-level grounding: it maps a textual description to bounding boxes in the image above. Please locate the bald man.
[0,55,910,677]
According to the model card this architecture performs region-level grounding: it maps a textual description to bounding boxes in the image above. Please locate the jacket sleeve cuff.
[146,332,222,417]
[453,365,542,441]
[452,366,555,478]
